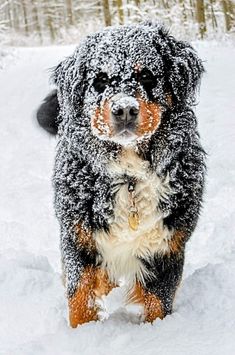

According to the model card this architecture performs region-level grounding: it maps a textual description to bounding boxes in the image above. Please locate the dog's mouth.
[112,128,138,145]
[114,120,137,135]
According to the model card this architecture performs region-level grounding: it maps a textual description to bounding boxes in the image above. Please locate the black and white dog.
[37,22,205,327]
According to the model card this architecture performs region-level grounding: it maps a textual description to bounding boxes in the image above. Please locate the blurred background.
[0,0,234,46]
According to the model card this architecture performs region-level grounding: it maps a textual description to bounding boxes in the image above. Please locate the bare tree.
[209,0,218,30]
[179,0,187,25]
[196,0,207,39]
[116,0,124,24]
[66,0,74,26]
[221,0,234,31]
[0,0,234,45]
[102,0,112,26]
[31,0,42,42]
[43,1,56,42]
[21,0,29,36]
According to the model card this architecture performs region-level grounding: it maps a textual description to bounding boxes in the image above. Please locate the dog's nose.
[110,95,139,124]
[112,105,139,123]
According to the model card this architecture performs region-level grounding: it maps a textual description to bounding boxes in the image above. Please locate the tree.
[66,0,74,26]
[21,0,29,36]
[102,0,112,26]
[31,0,42,42]
[196,0,207,39]
[116,0,124,24]
[221,0,234,32]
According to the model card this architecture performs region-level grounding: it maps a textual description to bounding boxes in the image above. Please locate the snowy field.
[0,42,235,355]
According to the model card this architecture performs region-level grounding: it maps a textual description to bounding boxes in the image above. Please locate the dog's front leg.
[61,230,115,327]
[68,266,116,327]
[127,250,184,322]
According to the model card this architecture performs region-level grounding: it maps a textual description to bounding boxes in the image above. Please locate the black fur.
[36,89,59,134]
[37,22,206,322]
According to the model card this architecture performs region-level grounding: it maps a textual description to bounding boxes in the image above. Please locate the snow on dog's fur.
[37,22,206,327]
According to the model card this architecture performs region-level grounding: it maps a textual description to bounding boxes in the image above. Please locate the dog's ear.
[51,49,86,108]
[167,41,204,106]
[36,89,60,135]
[51,55,76,89]
[35,55,76,135]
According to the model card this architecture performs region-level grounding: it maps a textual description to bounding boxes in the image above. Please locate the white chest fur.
[95,149,173,285]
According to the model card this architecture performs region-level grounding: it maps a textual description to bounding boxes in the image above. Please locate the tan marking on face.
[137,96,162,136]
[68,267,115,327]
[168,230,186,253]
[127,282,164,322]
[74,224,96,252]
[134,63,142,73]
[91,100,112,137]
[166,94,172,107]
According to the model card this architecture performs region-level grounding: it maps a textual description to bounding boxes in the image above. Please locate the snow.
[0,41,235,354]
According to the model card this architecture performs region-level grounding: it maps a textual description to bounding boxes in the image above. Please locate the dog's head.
[52,22,204,146]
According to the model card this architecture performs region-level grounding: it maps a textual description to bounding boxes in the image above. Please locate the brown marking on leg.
[91,100,112,137]
[74,223,96,252]
[68,266,98,327]
[168,230,186,253]
[94,268,116,298]
[136,97,162,137]
[68,267,116,328]
[127,282,164,323]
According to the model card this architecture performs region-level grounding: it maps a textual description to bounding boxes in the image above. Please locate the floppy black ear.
[36,89,60,135]
[36,56,75,135]
[168,41,204,106]
[51,48,87,109]
[37,48,86,135]
[51,55,76,89]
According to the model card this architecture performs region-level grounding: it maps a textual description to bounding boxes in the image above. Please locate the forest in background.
[0,0,234,45]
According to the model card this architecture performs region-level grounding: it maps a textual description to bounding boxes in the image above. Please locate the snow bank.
[0,42,235,354]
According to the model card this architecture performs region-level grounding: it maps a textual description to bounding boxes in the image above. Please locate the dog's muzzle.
[110,94,139,135]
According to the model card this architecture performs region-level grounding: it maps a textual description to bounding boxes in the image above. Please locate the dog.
[37,22,206,327]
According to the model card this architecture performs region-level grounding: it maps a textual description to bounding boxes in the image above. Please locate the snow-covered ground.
[0,42,235,355]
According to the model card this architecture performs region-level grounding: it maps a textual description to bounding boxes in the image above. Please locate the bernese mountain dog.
[37,22,206,327]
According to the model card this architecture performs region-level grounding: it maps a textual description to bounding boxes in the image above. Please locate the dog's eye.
[93,73,110,93]
[138,69,155,90]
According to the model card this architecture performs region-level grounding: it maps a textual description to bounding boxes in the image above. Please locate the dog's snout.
[110,95,139,125]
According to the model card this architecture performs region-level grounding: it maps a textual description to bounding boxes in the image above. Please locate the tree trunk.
[102,0,112,26]
[189,0,195,21]
[6,0,13,30]
[196,0,207,39]
[116,0,124,24]
[66,0,74,27]
[12,0,20,31]
[44,2,56,42]
[221,0,234,32]
[210,0,218,30]
[31,0,42,43]
[161,0,169,9]
[21,0,29,36]
[179,0,187,25]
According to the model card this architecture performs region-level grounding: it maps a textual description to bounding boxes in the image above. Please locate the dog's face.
[53,23,203,146]
[89,51,165,145]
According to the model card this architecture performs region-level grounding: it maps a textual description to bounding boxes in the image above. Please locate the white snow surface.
[0,42,235,355]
